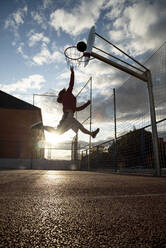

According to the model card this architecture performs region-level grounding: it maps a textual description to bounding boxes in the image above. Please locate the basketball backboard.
[84,26,95,67]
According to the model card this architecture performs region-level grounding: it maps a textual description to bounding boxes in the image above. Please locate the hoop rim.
[64,45,93,63]
[64,46,84,61]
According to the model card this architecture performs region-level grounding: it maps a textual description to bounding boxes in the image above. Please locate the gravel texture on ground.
[0,170,166,248]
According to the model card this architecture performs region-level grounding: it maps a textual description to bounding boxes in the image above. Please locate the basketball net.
[64,46,90,69]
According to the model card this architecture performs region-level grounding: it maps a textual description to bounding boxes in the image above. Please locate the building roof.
[0,90,40,110]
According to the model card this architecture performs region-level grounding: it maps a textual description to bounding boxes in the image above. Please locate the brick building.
[0,90,45,159]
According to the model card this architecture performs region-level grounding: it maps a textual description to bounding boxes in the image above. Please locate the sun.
[44,130,74,145]
[41,114,75,146]
[45,132,61,145]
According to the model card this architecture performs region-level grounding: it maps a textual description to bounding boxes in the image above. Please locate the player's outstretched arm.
[76,100,91,111]
[67,66,74,93]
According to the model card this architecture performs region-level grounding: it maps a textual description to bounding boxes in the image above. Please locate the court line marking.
[0,193,166,200]
[89,193,166,200]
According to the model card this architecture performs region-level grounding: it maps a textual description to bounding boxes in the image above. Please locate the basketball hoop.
[64,46,92,69]
[64,46,83,69]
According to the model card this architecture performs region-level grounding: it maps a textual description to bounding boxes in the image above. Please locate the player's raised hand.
[87,100,91,105]
[70,66,74,72]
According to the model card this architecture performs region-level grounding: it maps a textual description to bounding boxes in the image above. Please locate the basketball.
[77,41,87,52]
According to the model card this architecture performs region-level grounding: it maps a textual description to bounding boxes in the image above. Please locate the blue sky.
[0,0,166,148]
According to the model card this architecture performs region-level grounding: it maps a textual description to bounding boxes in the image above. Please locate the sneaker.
[31,121,43,129]
[92,128,100,138]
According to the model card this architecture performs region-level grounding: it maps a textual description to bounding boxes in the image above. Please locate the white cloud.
[4,6,27,38]
[31,11,47,29]
[28,32,50,47]
[0,75,45,94]
[107,0,166,56]
[105,0,125,20]
[84,59,126,89]
[50,0,106,36]
[32,44,63,65]
[16,42,29,59]
[125,2,157,37]
[109,30,124,41]
[43,0,53,9]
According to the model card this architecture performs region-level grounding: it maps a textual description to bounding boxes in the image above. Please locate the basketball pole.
[89,51,147,81]
[88,77,92,170]
[87,51,160,177]
[113,88,117,172]
[146,70,160,176]
[75,77,93,171]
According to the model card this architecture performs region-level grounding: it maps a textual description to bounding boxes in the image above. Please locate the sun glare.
[45,130,74,145]
[41,114,75,146]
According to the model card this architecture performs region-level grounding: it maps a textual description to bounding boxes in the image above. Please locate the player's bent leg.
[43,126,57,133]
[79,126,100,138]
[79,126,92,135]
[31,121,43,129]
[44,126,66,135]
[92,128,100,138]
[31,122,65,135]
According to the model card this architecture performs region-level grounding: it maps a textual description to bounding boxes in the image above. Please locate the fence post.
[88,77,92,170]
[113,88,117,171]
[146,70,160,176]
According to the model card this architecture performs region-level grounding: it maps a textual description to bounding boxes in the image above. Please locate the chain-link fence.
[80,42,166,175]
[71,77,92,165]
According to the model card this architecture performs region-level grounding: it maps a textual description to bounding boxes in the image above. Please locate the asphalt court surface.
[0,170,166,247]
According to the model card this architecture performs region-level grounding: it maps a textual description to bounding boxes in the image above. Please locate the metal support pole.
[88,77,92,170]
[75,133,78,162]
[146,70,160,176]
[86,149,88,169]
[113,88,117,141]
[113,88,117,171]
[90,52,147,82]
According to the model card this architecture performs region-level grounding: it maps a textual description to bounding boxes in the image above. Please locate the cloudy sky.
[0,0,166,153]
